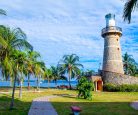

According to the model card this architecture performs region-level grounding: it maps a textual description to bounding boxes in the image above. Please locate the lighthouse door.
[97,80,103,91]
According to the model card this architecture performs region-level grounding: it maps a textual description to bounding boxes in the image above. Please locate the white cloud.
[0,0,137,71]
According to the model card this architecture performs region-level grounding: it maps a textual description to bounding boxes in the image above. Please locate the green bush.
[77,77,93,100]
[104,83,138,92]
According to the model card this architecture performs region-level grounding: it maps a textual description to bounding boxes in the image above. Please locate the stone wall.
[101,71,138,85]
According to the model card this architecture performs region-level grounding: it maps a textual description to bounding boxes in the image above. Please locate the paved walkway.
[130,101,138,110]
[28,96,58,115]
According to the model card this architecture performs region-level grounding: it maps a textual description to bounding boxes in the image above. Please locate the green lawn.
[0,88,138,115]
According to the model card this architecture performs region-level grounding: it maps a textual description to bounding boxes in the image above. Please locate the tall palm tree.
[0,25,32,109]
[123,52,137,75]
[26,51,40,90]
[34,61,45,90]
[51,66,59,85]
[50,66,67,85]
[12,50,27,99]
[123,0,138,23]
[43,68,52,88]
[0,26,32,78]
[50,65,67,87]
[58,54,83,89]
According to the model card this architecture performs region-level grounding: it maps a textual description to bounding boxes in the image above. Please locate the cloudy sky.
[0,0,138,71]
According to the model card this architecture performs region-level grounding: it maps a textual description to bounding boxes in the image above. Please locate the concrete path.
[28,96,58,115]
[130,101,138,110]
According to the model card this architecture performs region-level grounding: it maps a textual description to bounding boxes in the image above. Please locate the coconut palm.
[58,54,83,89]
[0,26,32,79]
[123,0,138,23]
[43,68,53,88]
[12,50,27,99]
[0,25,32,109]
[26,51,40,90]
[123,52,138,75]
[34,61,45,90]
[3,50,27,108]
[50,66,67,86]
[50,66,59,85]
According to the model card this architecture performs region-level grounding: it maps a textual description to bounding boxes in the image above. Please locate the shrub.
[77,77,93,100]
[104,83,138,92]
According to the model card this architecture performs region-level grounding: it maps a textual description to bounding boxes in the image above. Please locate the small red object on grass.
[71,106,82,112]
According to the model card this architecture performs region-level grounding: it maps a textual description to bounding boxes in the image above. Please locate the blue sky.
[0,0,138,71]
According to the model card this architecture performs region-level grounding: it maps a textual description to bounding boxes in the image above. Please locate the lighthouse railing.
[102,26,122,35]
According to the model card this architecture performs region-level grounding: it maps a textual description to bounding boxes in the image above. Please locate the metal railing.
[102,26,122,34]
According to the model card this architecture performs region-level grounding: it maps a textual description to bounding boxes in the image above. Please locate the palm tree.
[123,0,138,23]
[12,50,27,99]
[129,64,137,76]
[50,66,67,86]
[51,66,59,85]
[34,61,45,91]
[43,68,52,88]
[123,52,137,75]
[50,66,67,85]
[0,26,32,78]
[58,54,83,89]
[26,51,40,90]
[0,25,32,109]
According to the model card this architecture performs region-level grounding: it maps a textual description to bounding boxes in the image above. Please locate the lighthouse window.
[118,48,119,50]
[117,39,118,41]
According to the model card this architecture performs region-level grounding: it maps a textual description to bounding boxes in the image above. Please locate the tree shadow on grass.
[52,94,138,115]
[0,94,31,115]
[52,102,138,115]
[0,94,137,115]
[53,94,76,99]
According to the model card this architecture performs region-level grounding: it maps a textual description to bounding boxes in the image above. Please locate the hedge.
[103,83,138,92]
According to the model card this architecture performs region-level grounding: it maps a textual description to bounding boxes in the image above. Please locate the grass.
[0,88,138,115]
[51,92,138,115]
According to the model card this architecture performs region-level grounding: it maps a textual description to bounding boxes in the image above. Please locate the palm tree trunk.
[68,71,71,90]
[48,78,49,89]
[37,77,39,91]
[27,75,30,90]
[55,79,57,86]
[38,76,40,91]
[19,80,22,98]
[37,76,40,91]
[10,76,17,109]
[10,77,13,87]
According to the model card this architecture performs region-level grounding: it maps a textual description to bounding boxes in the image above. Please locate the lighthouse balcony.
[101,26,122,37]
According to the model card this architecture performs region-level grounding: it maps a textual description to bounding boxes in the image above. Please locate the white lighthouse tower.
[101,13,124,74]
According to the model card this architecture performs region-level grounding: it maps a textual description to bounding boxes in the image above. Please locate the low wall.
[101,71,138,85]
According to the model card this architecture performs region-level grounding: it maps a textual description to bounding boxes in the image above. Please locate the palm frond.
[12,39,33,51]
[74,63,84,68]
[0,36,8,48]
[60,75,67,81]
[0,9,6,15]
[123,0,138,23]
[13,28,27,39]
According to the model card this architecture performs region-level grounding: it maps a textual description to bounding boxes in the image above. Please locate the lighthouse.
[101,13,124,74]
[92,13,138,90]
